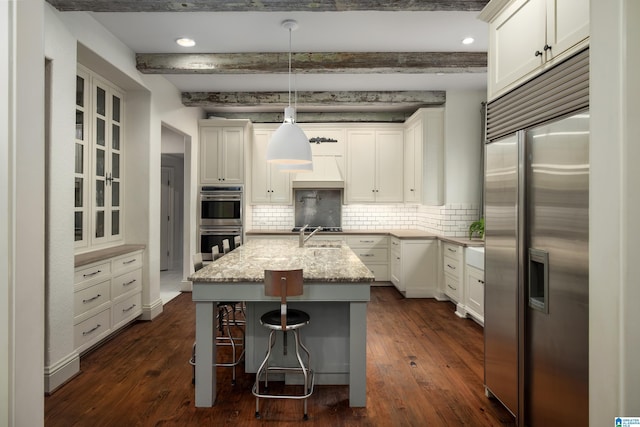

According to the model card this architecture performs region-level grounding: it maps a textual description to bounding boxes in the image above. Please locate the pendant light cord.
[288,27,292,108]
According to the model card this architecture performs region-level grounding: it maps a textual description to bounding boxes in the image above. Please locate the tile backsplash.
[250,203,479,237]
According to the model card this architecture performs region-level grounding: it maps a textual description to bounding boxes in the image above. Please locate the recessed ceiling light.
[462,37,475,45]
[176,38,196,47]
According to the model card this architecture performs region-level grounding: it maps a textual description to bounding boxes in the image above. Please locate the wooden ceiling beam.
[207,111,419,123]
[137,52,486,75]
[46,0,489,12]
[182,90,446,109]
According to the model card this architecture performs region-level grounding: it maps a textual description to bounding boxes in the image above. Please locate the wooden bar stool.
[252,269,314,420]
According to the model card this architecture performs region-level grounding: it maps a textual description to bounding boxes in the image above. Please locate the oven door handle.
[200,230,242,236]
[201,194,241,201]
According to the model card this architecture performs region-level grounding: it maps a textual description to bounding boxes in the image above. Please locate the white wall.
[1,2,10,424]
[43,3,79,393]
[7,1,46,425]
[590,0,640,423]
[37,3,204,399]
[443,90,485,205]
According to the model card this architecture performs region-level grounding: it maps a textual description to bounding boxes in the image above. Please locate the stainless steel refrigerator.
[484,111,589,426]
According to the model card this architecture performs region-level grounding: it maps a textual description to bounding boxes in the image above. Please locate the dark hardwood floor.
[45,286,515,426]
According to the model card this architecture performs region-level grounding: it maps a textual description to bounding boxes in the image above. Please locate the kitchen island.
[188,239,374,408]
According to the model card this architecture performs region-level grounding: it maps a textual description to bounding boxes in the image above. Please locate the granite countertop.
[189,239,375,284]
[246,229,484,247]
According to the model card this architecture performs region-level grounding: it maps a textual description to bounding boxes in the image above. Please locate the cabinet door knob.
[543,44,552,51]
[535,50,543,57]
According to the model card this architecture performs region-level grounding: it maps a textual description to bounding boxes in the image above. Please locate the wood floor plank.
[45,286,515,426]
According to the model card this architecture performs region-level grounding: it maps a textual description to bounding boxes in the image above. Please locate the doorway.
[160,126,186,304]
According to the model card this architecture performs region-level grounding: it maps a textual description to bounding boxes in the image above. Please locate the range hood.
[291,155,344,189]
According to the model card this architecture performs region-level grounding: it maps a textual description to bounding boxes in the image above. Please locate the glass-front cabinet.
[75,65,125,250]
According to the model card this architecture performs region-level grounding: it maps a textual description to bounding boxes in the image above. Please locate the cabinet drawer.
[112,251,143,275]
[443,255,461,279]
[351,248,388,263]
[365,263,389,282]
[346,235,388,248]
[112,292,142,329]
[74,280,111,319]
[443,243,462,259]
[112,268,142,299]
[74,262,111,287]
[74,308,111,352]
[444,275,461,301]
[390,237,400,254]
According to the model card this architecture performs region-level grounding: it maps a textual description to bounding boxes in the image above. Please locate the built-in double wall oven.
[199,186,242,260]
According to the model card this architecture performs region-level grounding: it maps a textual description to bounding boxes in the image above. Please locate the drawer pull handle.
[123,259,137,265]
[82,294,102,304]
[82,270,102,278]
[360,254,374,257]
[447,264,456,270]
[478,280,485,284]
[361,240,374,243]
[82,324,102,336]
[447,247,456,253]
[122,304,137,313]
[447,284,457,291]
[123,279,137,287]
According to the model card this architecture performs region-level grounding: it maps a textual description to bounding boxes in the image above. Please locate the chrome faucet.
[299,224,322,247]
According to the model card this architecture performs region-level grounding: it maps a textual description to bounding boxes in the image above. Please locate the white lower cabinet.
[442,242,463,304]
[465,265,485,325]
[441,242,485,325]
[346,235,389,281]
[74,248,143,353]
[391,238,438,298]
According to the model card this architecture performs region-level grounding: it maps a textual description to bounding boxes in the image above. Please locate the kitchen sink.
[465,246,485,270]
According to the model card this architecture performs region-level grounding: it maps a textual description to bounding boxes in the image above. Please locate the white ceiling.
[90,10,488,94]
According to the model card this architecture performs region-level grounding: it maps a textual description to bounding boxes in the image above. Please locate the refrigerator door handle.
[528,248,549,314]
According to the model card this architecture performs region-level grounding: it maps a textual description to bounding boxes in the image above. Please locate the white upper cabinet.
[250,127,291,204]
[403,108,444,205]
[481,0,589,99]
[346,127,403,203]
[199,120,248,184]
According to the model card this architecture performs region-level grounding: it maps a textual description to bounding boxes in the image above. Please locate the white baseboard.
[140,297,163,320]
[44,351,80,394]
[181,279,192,292]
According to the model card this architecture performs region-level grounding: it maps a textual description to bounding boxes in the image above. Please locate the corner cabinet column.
[199,119,250,185]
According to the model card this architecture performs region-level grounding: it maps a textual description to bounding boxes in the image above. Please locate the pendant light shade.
[266,19,312,166]
[266,109,312,165]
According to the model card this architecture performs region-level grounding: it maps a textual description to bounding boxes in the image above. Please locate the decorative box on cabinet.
[73,247,144,354]
[480,0,589,99]
[199,119,249,184]
[346,127,404,203]
[392,237,438,297]
[346,235,389,282]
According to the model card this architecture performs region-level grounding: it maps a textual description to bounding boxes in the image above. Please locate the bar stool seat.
[260,309,309,330]
[252,269,314,421]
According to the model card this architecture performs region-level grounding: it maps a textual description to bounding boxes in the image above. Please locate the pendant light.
[266,19,312,165]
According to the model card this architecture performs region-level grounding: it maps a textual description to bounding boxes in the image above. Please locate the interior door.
[160,167,174,271]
